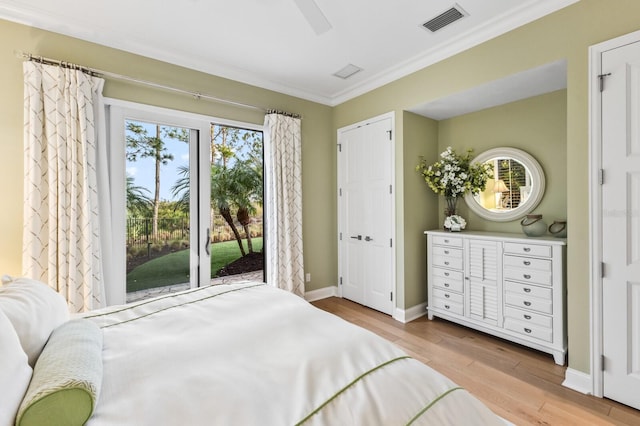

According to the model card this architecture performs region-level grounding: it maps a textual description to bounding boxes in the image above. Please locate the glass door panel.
[125,120,197,301]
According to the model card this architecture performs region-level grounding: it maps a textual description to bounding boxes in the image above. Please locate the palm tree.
[230,160,263,253]
[126,176,152,217]
[171,164,248,256]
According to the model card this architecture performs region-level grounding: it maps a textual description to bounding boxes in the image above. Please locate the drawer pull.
[444,294,450,298]
[444,283,450,287]
[444,272,450,277]
[523,261,531,266]
[524,301,532,307]
[523,247,531,252]
[444,250,450,254]
[523,274,531,279]
[524,314,532,320]
[444,239,450,243]
[524,328,532,334]
[444,261,450,265]
[444,305,450,310]
[523,288,531,293]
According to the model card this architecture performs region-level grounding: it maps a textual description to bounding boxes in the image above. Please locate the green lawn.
[127,238,263,293]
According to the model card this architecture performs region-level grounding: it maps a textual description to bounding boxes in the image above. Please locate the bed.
[0,278,505,425]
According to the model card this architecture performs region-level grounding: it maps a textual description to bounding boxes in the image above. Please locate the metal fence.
[127,218,263,248]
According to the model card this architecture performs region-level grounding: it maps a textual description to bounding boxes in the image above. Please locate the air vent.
[333,64,363,80]
[422,4,467,32]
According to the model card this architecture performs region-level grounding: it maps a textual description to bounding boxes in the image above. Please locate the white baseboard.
[562,368,593,395]
[304,286,338,302]
[393,302,428,323]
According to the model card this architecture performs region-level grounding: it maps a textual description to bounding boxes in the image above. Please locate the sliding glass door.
[106,102,265,305]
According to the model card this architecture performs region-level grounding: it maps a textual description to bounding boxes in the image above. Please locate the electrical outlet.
[305,273,311,282]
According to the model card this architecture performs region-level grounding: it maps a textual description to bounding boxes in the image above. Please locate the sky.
[125,121,190,201]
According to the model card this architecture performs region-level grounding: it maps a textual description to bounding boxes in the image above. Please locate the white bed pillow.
[0,277,69,366]
[0,308,33,426]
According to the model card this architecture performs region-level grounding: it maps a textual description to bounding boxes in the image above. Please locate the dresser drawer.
[504,318,553,342]
[504,267,552,286]
[433,288,464,305]
[504,242,551,258]
[503,255,551,272]
[505,281,552,300]
[432,246,463,258]
[431,297,464,316]
[431,269,464,293]
[505,292,552,315]
[432,255,463,270]
[432,235,463,248]
[504,306,553,328]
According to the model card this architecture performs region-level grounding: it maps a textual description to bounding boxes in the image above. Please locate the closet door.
[601,39,640,409]
[338,113,395,315]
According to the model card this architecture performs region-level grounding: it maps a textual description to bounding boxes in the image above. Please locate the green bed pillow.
[16,319,103,426]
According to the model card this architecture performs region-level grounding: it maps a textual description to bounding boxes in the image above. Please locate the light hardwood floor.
[311,297,640,426]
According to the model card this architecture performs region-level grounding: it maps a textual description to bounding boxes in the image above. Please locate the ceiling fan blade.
[293,0,332,35]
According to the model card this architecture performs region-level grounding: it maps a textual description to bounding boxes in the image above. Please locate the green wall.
[0,18,335,292]
[438,90,568,232]
[333,0,640,374]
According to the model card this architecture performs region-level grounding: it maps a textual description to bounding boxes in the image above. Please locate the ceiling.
[0,0,578,106]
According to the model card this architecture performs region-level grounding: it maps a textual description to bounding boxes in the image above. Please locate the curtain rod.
[16,50,269,113]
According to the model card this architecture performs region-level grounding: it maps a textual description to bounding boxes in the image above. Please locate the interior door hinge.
[339,232,342,241]
[337,143,342,152]
[386,130,392,140]
[601,354,606,371]
[390,238,393,248]
[599,169,604,185]
[598,72,612,92]
[390,291,393,302]
[389,184,393,194]
[601,261,606,278]
[339,188,342,196]
[339,276,342,285]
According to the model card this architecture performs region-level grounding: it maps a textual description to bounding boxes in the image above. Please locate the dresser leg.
[553,350,566,366]
[427,310,434,320]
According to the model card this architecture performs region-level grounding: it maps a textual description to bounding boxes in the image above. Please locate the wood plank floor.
[311,297,640,426]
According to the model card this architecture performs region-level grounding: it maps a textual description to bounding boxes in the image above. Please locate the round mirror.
[464,147,545,222]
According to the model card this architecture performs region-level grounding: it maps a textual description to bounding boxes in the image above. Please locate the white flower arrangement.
[444,215,466,231]
[415,147,493,198]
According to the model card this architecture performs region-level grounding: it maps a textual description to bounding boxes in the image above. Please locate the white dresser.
[425,230,566,365]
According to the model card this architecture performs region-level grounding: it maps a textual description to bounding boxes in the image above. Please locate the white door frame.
[337,111,396,310]
[588,29,640,398]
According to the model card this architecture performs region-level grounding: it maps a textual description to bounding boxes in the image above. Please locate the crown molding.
[329,0,580,106]
[0,0,579,107]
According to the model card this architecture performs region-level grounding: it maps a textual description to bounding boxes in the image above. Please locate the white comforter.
[83,282,502,425]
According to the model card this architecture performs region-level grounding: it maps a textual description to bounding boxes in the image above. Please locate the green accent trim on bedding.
[85,283,264,329]
[405,386,464,425]
[296,356,411,425]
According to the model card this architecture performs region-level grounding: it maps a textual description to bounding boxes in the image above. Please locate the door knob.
[364,236,373,241]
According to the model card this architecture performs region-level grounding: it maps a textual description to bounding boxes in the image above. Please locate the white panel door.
[338,115,394,315]
[602,40,640,409]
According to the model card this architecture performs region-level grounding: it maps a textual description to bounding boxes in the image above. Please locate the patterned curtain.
[264,112,304,297]
[23,61,106,312]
